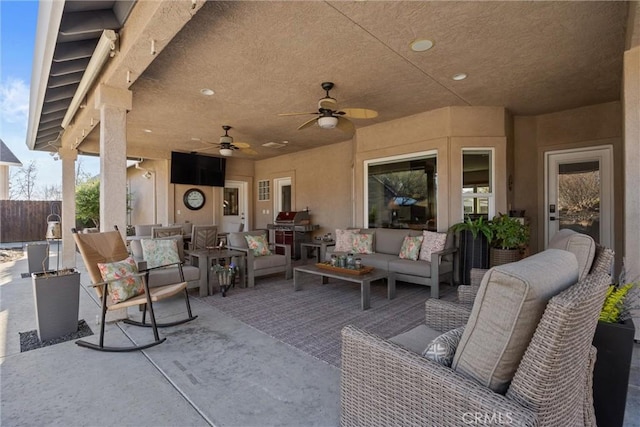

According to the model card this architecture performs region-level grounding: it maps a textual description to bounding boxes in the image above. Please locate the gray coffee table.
[293,264,389,310]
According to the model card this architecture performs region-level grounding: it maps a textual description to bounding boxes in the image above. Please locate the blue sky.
[0,1,99,198]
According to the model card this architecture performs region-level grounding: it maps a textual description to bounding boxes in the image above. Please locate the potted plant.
[488,213,529,266]
[592,272,638,427]
[450,216,493,285]
[32,267,81,341]
[213,262,239,297]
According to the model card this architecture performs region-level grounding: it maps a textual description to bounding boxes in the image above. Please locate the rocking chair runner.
[72,228,197,352]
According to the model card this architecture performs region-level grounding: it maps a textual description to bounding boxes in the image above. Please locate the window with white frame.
[462,149,494,218]
[258,180,270,201]
[365,152,437,230]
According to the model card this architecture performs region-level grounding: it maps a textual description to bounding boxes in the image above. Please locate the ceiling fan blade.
[278,112,318,116]
[233,142,251,149]
[336,116,355,133]
[197,145,218,152]
[340,108,378,119]
[241,148,258,155]
[297,116,318,130]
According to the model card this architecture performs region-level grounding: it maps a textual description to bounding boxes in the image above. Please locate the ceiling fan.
[199,125,257,157]
[279,82,378,133]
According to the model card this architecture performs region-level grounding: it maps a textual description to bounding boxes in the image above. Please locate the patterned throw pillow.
[97,256,145,303]
[419,231,448,261]
[335,229,360,252]
[245,234,272,256]
[141,238,181,269]
[399,235,423,260]
[422,326,466,367]
[351,233,374,254]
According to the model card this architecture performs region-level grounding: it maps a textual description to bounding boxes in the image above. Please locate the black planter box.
[457,230,489,285]
[592,318,635,427]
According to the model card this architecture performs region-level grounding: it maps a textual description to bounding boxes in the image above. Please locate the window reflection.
[223,187,239,216]
[367,155,437,230]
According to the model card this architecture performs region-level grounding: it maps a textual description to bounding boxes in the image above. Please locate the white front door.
[221,180,248,233]
[545,146,613,248]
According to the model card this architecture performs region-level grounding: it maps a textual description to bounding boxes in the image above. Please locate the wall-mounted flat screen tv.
[170,151,226,187]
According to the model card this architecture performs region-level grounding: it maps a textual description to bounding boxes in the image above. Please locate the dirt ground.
[0,249,25,263]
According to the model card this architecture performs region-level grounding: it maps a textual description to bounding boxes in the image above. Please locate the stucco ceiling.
[51,1,629,161]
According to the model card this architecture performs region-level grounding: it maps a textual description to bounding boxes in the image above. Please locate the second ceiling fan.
[199,125,257,157]
[279,82,378,133]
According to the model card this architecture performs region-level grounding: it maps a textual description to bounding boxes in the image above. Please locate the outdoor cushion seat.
[388,258,435,277]
[341,247,610,426]
[227,230,292,287]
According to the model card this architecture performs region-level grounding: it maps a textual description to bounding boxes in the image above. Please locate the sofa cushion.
[451,249,579,394]
[548,229,595,280]
[141,238,181,269]
[134,223,161,236]
[228,230,267,250]
[335,229,360,252]
[147,265,199,288]
[245,234,272,256]
[388,258,431,277]
[423,326,466,367]
[253,254,287,270]
[357,253,397,270]
[419,231,447,261]
[399,235,423,260]
[375,228,410,255]
[351,233,374,254]
[97,256,144,303]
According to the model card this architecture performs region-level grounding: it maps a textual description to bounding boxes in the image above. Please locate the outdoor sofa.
[326,228,456,298]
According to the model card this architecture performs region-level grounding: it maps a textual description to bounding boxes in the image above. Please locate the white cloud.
[0,78,30,125]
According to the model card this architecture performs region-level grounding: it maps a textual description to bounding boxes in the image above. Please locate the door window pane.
[557,161,600,242]
[367,155,437,230]
[224,188,239,216]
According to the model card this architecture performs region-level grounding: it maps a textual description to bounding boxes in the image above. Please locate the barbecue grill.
[268,211,319,259]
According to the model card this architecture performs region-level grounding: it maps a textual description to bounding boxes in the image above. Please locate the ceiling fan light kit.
[278,82,378,133]
[318,116,338,129]
[219,147,234,157]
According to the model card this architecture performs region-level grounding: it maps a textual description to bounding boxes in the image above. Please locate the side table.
[300,240,335,264]
[189,248,246,296]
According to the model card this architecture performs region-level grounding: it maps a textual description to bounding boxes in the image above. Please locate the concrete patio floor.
[0,246,638,426]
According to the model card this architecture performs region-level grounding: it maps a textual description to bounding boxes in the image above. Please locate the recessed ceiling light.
[143,129,152,133]
[410,39,434,52]
[452,73,468,81]
[200,88,214,96]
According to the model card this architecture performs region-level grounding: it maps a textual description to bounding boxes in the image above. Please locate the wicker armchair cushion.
[389,324,442,354]
[548,229,595,281]
[452,249,579,394]
[422,326,465,367]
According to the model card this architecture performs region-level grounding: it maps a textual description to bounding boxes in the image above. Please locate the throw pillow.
[245,234,272,256]
[97,256,145,303]
[351,232,374,254]
[422,326,466,367]
[335,229,359,252]
[141,238,181,269]
[419,231,448,261]
[399,235,423,260]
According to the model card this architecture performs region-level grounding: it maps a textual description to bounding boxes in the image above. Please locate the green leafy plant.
[489,213,529,249]
[600,283,637,323]
[449,215,493,241]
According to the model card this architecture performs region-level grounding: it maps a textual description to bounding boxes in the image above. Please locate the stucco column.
[0,166,9,199]
[95,84,132,235]
[623,47,640,282]
[58,147,77,268]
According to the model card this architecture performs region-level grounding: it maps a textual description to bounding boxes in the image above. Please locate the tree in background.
[76,178,100,228]
[9,160,38,200]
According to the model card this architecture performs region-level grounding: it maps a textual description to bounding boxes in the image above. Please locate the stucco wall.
[513,101,623,261]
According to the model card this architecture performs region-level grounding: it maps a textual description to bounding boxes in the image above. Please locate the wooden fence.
[0,200,62,243]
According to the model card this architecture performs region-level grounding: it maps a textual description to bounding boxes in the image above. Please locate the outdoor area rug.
[19,319,93,352]
[199,273,455,367]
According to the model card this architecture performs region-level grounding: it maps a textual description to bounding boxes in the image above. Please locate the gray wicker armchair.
[341,271,611,426]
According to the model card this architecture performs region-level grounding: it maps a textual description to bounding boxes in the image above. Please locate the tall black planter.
[592,319,635,427]
[457,230,489,285]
